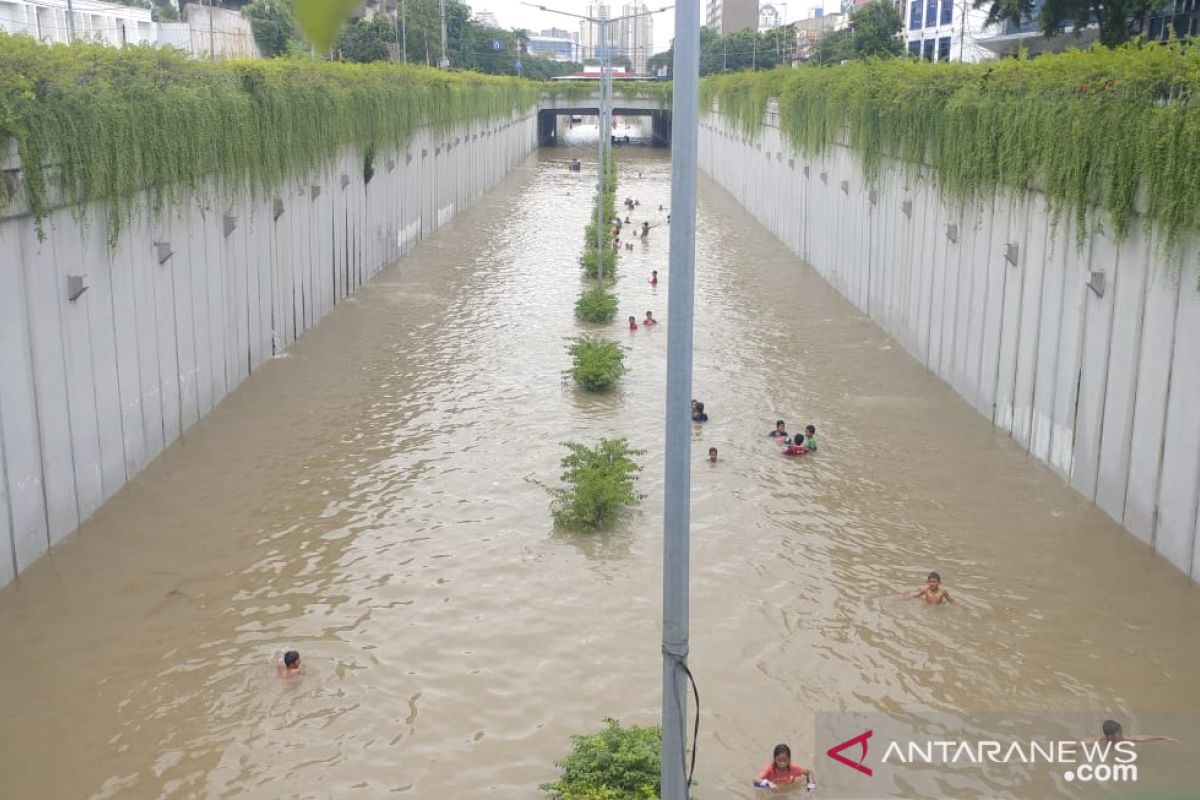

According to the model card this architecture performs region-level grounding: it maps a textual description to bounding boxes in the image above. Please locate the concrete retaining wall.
[0,111,536,587]
[700,103,1200,583]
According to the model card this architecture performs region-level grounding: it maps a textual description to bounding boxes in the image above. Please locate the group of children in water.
[768,420,818,457]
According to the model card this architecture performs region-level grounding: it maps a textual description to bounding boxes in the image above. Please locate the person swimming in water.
[769,420,788,440]
[802,425,817,451]
[691,401,708,422]
[708,447,718,463]
[907,572,967,608]
[629,315,638,331]
[643,311,658,326]
[1085,720,1178,745]
[649,270,658,286]
[277,650,302,677]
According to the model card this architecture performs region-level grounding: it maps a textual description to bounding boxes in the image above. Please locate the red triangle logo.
[826,729,873,776]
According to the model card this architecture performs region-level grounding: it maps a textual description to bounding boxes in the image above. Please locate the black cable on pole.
[666,650,701,789]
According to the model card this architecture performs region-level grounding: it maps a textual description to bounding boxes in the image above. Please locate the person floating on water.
[754,744,815,791]
[278,650,302,678]
[907,572,967,608]
[769,420,788,440]
[628,315,638,331]
[1085,720,1179,745]
[569,159,582,172]
[708,447,718,463]
[649,270,658,287]
[691,400,708,422]
[643,311,658,326]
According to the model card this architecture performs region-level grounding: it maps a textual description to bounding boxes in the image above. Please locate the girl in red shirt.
[754,743,815,789]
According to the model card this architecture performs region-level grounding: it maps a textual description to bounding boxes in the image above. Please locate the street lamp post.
[438,0,449,68]
[522,2,671,283]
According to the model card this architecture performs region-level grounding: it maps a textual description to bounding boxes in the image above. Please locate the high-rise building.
[579,3,619,61]
[618,2,654,74]
[705,0,759,34]
[474,10,499,28]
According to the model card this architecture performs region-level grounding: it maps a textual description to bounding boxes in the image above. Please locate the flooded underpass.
[1,147,1198,799]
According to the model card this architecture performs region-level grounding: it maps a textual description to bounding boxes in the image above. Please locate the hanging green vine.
[701,44,1200,249]
[0,34,542,242]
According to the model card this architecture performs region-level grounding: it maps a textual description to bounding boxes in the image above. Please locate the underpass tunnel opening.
[536,109,671,149]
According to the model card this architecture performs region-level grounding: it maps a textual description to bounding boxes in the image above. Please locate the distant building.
[619,2,654,74]
[759,2,783,29]
[579,3,618,61]
[0,0,154,46]
[0,0,258,58]
[902,0,994,62]
[972,0,1196,58]
[793,11,847,61]
[529,32,578,61]
[474,10,499,28]
[1144,0,1199,41]
[706,0,759,34]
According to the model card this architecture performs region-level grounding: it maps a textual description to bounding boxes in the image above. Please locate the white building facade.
[902,0,995,62]
[0,0,154,46]
[618,2,653,74]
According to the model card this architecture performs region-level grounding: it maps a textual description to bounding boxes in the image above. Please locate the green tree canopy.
[247,0,300,57]
[336,14,395,63]
[972,0,1157,47]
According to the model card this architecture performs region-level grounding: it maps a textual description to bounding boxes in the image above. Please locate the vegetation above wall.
[0,34,541,240]
[701,44,1200,248]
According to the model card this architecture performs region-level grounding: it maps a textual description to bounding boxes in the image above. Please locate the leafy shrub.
[568,336,625,391]
[541,718,662,800]
[575,285,618,323]
[580,247,617,280]
[541,440,645,531]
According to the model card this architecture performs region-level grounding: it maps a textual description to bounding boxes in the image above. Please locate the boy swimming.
[907,572,966,607]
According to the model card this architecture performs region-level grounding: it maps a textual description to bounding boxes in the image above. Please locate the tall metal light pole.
[438,0,449,68]
[522,2,671,284]
[661,0,699,793]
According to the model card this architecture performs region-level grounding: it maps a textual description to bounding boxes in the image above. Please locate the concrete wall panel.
[1047,223,1088,477]
[976,193,1010,418]
[1154,251,1200,574]
[0,218,49,571]
[1071,233,1120,500]
[1123,257,1181,544]
[80,211,126,499]
[50,206,104,523]
[150,208,182,448]
[21,215,80,545]
[1095,223,1150,523]
[169,208,200,432]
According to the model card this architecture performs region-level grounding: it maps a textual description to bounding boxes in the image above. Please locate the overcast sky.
[469,0,842,56]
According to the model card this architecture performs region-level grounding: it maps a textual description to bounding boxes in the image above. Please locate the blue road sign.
[492,40,501,51]
[515,60,522,70]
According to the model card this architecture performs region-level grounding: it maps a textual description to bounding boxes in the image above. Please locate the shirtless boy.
[907,572,966,607]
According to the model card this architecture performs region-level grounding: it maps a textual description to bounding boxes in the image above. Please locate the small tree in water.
[540,718,662,799]
[568,336,625,392]
[575,285,619,324]
[541,440,645,531]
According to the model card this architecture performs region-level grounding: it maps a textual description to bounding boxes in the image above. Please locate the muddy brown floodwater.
[1,148,1199,800]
